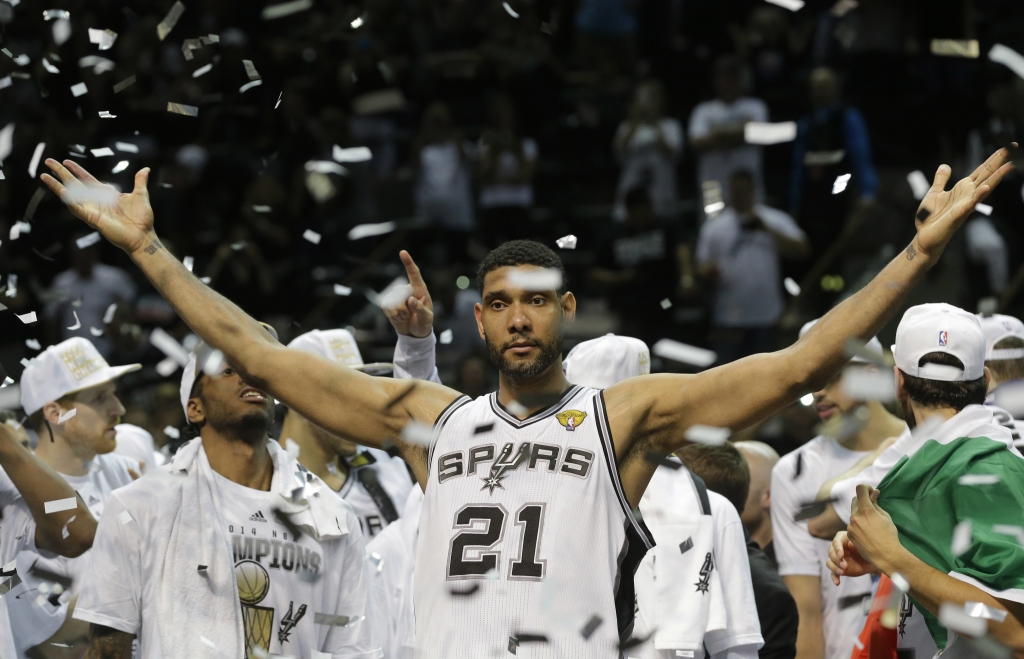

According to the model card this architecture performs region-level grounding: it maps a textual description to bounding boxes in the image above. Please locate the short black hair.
[476,240,566,294]
[901,352,987,411]
[986,337,1024,384]
[678,442,750,512]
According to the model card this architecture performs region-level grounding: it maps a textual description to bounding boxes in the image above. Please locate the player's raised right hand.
[41,159,155,256]
[383,250,435,338]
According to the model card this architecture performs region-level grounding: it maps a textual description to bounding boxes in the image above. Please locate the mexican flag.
[877,405,1024,650]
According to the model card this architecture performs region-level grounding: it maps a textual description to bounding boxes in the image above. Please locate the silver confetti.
[67,310,81,331]
[167,102,199,117]
[332,145,372,162]
[659,298,672,310]
[684,424,730,446]
[302,229,321,244]
[439,329,453,344]
[88,28,117,50]
[163,426,180,439]
[784,277,801,296]
[103,303,117,323]
[262,0,313,20]
[28,142,44,178]
[25,339,40,350]
[44,497,76,513]
[764,0,804,10]
[156,1,185,41]
[57,408,77,423]
[115,142,139,153]
[958,474,1000,486]
[150,327,191,366]
[931,39,979,58]
[832,173,851,194]
[42,9,70,20]
[502,2,519,17]
[555,234,577,249]
[70,82,88,97]
[333,284,351,296]
[348,221,396,240]
[113,76,136,93]
[314,613,364,627]
[841,370,896,401]
[239,80,262,93]
[938,602,987,637]
[964,602,1008,623]
[242,59,261,81]
[192,63,213,78]
[744,121,797,145]
[907,170,930,200]
[89,327,103,336]
[16,311,37,324]
[76,232,101,249]
[652,338,716,367]
[951,520,972,556]
[989,44,1024,81]
[507,268,562,292]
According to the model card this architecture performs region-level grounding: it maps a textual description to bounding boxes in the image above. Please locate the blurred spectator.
[730,7,813,118]
[413,102,476,262]
[680,442,799,659]
[477,95,539,245]
[734,440,780,557]
[612,81,683,221]
[454,354,495,399]
[591,187,685,346]
[574,0,638,84]
[964,82,1024,298]
[44,235,137,359]
[204,225,278,310]
[789,67,877,257]
[696,170,808,364]
[689,56,769,207]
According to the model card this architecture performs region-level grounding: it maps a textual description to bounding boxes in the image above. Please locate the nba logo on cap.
[938,330,948,346]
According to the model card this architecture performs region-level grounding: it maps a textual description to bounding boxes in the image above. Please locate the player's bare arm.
[83,625,134,659]
[0,421,96,556]
[40,159,461,486]
[606,147,1013,505]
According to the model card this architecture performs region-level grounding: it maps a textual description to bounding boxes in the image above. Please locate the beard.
[205,397,274,444]
[486,331,563,382]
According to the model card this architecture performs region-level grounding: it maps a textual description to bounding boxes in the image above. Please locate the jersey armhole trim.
[595,390,655,549]
[427,395,472,475]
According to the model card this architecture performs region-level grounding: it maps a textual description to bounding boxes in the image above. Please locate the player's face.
[57,382,124,456]
[475,266,576,382]
[193,363,274,443]
[811,364,873,421]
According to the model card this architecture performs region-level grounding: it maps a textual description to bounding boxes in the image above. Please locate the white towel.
[636,463,728,654]
[153,437,351,659]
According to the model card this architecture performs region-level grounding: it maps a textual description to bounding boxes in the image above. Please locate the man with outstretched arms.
[40,149,1012,658]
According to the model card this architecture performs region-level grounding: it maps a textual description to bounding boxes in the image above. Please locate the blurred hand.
[383,250,434,338]
[913,148,1014,261]
[40,160,155,256]
[826,530,877,585]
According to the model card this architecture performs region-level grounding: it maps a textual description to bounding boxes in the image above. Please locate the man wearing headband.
[770,322,906,659]
[977,313,1024,449]
[827,303,1024,657]
[9,337,142,657]
[72,325,379,659]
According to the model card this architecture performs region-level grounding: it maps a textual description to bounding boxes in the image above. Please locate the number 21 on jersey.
[446,503,547,580]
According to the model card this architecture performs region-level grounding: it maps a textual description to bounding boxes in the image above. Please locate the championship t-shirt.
[338,449,414,538]
[771,436,874,659]
[0,467,36,567]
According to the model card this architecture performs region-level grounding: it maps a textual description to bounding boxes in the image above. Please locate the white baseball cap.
[893,303,985,382]
[975,313,1024,361]
[799,319,884,363]
[287,329,364,367]
[563,334,651,389]
[20,337,140,415]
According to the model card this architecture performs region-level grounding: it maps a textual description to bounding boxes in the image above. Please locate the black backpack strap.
[689,471,713,516]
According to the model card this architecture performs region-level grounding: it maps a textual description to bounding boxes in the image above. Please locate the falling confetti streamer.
[744,121,797,144]
[112,160,130,174]
[784,277,801,296]
[70,82,88,97]
[907,170,930,200]
[348,221,396,240]
[684,424,730,445]
[192,63,213,78]
[832,173,851,194]
[958,474,1000,485]
[938,603,987,637]
[150,327,191,366]
[167,102,199,117]
[931,39,979,58]
[42,58,60,74]
[333,145,372,162]
[764,0,804,10]
[115,142,139,153]
[25,339,40,350]
[42,9,70,20]
[951,521,972,556]
[401,421,434,446]
[841,370,896,401]
[89,327,103,336]
[91,147,114,157]
[652,338,716,367]
[439,329,453,344]
[239,80,262,93]
[67,311,81,330]
[17,312,37,324]
[113,75,136,93]
[44,497,77,513]
[242,60,261,81]
[262,0,313,20]
[556,234,577,249]
[98,111,117,119]
[507,268,562,291]
[103,303,117,323]
[989,44,1024,81]
[88,28,118,50]
[976,202,993,216]
[502,2,520,18]
[303,229,321,244]
[333,284,351,296]
[28,142,44,177]
[157,1,185,40]
[164,426,181,439]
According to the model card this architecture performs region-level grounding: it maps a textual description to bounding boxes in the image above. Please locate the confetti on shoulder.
[119,509,133,525]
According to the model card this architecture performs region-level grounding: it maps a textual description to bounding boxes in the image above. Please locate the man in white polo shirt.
[9,337,142,657]
[771,322,905,659]
[562,334,764,659]
[282,328,416,538]
[977,313,1024,448]
[72,332,380,659]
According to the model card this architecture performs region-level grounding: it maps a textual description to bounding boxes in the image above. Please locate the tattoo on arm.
[85,624,134,659]
[906,243,917,261]
[143,240,162,255]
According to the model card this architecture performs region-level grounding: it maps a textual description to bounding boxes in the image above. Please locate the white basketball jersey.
[415,385,654,659]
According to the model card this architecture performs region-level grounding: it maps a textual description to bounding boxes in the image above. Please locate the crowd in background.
[2,0,1024,460]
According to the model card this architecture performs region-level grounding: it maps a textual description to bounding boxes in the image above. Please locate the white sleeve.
[1,500,37,565]
[0,467,21,509]
[709,643,761,659]
[73,494,142,634]
[748,98,769,123]
[704,493,763,655]
[769,457,820,577]
[392,333,441,384]
[695,222,719,266]
[759,206,806,241]
[661,119,684,154]
[321,512,383,658]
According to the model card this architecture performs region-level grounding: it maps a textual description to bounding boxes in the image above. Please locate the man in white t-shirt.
[562,334,765,659]
[696,170,809,364]
[689,55,769,206]
[771,324,906,659]
[282,328,415,538]
[72,330,380,659]
[10,337,144,656]
[977,313,1024,448]
[114,423,163,475]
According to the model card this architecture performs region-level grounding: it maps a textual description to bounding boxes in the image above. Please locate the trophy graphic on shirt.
[236,559,273,659]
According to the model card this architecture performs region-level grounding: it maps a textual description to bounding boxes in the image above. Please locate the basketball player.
[770,324,906,659]
[71,338,379,659]
[40,148,1012,657]
[8,337,143,657]
[282,327,426,537]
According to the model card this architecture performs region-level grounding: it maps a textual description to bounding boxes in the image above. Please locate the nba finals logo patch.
[938,330,948,347]
[555,410,587,431]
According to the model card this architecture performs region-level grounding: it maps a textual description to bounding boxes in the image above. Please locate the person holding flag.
[827,303,1024,656]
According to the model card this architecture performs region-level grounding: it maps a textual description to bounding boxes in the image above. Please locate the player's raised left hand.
[383,250,434,338]
[912,147,1014,261]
